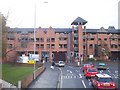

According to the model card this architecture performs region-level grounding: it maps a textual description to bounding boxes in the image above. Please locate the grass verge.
[2,63,34,86]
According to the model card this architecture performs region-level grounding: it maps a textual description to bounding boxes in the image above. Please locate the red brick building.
[6,17,120,62]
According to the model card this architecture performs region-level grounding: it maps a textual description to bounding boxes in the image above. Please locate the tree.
[0,13,8,61]
[97,40,111,60]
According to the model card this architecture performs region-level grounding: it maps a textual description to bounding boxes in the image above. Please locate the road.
[29,61,119,89]
[60,61,119,89]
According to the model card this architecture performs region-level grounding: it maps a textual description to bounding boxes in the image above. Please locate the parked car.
[55,61,65,67]
[82,64,94,72]
[84,67,98,79]
[91,73,116,90]
[97,63,107,70]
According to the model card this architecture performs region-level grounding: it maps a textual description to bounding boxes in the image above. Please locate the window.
[89,44,93,48]
[36,38,39,42]
[98,38,101,40]
[64,44,67,48]
[64,38,67,40]
[8,38,14,40]
[111,44,117,48]
[36,44,39,48]
[47,38,50,42]
[90,38,94,40]
[104,38,107,40]
[40,38,44,42]
[47,44,50,49]
[51,44,55,49]
[40,44,44,49]
[59,44,62,48]
[30,38,34,42]
[21,43,27,48]
[51,38,55,42]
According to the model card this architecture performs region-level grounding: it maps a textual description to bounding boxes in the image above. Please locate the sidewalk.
[28,62,60,88]
[0,79,17,89]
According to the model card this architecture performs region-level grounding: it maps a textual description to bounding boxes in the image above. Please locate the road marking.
[115,70,118,74]
[79,74,82,78]
[76,70,78,72]
[70,71,72,74]
[74,76,76,78]
[108,70,111,73]
[58,68,63,88]
[82,80,86,88]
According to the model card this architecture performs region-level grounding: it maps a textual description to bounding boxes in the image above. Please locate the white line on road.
[58,68,63,88]
[70,70,72,74]
[82,80,86,88]
[79,74,82,78]
[108,70,111,73]
[76,70,78,72]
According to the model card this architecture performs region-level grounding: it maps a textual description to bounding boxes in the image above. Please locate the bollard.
[18,80,21,89]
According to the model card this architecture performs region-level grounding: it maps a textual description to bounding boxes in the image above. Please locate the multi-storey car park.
[5,17,120,63]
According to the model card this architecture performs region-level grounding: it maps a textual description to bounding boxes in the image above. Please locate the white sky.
[0,0,119,29]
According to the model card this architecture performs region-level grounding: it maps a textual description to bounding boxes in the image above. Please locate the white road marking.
[69,70,72,74]
[108,70,111,73]
[82,80,86,88]
[74,76,76,78]
[89,82,91,85]
[76,70,78,72]
[79,74,82,78]
[115,70,118,74]
[58,68,63,88]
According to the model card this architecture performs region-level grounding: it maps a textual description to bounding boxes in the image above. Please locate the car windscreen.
[59,62,64,64]
[98,78,113,82]
[88,69,97,72]
[99,63,105,66]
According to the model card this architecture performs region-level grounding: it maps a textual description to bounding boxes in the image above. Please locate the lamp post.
[33,0,48,80]
[33,0,37,80]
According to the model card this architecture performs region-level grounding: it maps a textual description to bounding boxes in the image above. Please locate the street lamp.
[33,0,48,80]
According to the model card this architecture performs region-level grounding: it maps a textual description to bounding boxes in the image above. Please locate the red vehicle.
[84,67,98,79]
[82,64,94,72]
[91,73,116,90]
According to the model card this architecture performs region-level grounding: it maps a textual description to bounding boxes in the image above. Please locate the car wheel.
[86,77,88,79]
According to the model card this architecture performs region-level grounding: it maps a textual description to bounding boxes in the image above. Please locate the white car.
[55,61,65,67]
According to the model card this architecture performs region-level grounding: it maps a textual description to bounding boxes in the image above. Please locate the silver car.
[55,61,65,67]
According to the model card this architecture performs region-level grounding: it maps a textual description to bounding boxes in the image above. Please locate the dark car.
[97,63,107,70]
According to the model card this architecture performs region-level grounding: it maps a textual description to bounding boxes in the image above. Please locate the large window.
[111,44,118,48]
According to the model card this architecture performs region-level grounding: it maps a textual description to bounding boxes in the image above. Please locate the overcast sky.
[0,0,119,29]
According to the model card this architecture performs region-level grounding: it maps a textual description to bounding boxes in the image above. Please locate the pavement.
[0,79,17,89]
[28,62,60,88]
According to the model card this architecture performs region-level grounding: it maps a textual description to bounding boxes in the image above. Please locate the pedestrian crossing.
[62,74,84,79]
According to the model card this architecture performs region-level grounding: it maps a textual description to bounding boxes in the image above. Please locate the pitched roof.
[71,17,87,25]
